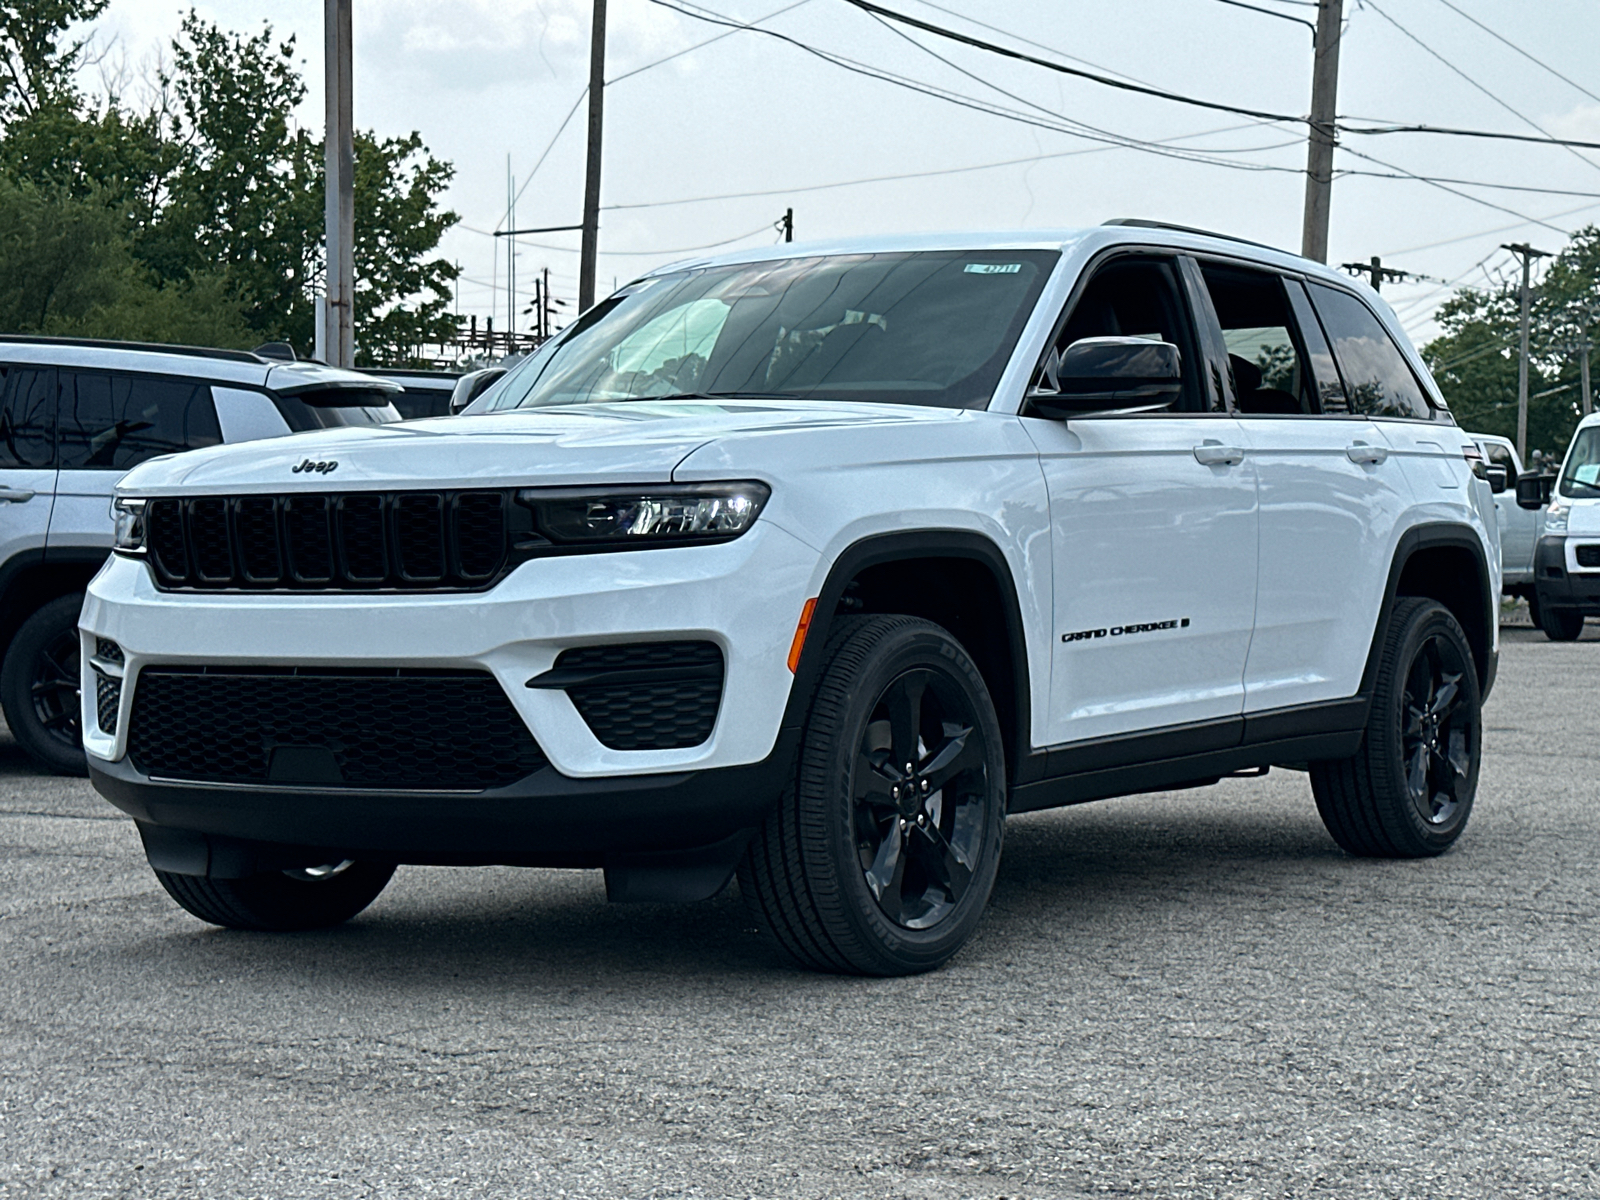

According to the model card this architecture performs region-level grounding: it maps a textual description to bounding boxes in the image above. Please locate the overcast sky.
[85,0,1600,346]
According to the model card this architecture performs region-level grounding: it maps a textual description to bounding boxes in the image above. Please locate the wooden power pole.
[1504,242,1551,461]
[323,0,354,366]
[579,0,607,312]
[1301,0,1344,263]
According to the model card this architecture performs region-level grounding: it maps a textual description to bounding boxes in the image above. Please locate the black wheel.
[1311,598,1480,858]
[1538,602,1584,641]
[1525,590,1542,631]
[153,860,396,931]
[0,594,88,776]
[739,615,1006,976]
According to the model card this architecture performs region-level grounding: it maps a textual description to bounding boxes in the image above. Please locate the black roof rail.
[0,334,266,365]
[1102,218,1284,254]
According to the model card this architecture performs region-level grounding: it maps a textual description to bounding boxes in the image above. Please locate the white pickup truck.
[1470,433,1543,600]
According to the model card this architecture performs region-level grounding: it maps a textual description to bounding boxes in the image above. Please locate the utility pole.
[1300,0,1343,263]
[322,0,354,366]
[781,208,793,243]
[1504,243,1551,461]
[579,0,607,312]
[543,266,551,340]
[1581,332,1592,417]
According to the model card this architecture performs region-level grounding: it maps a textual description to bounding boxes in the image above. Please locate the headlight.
[1545,498,1569,534]
[517,482,770,547]
[112,498,147,553]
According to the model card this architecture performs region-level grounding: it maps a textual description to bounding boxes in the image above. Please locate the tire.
[738,615,1007,976]
[1310,598,1481,858]
[1539,603,1584,641]
[0,594,88,776]
[1525,589,1542,631]
[153,860,396,931]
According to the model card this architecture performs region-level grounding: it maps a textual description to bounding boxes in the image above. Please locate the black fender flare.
[778,530,1035,779]
[1359,521,1497,703]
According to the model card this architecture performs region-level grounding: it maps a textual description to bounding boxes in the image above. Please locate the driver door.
[1022,254,1259,747]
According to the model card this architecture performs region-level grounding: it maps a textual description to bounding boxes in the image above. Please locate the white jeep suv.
[82,223,1499,975]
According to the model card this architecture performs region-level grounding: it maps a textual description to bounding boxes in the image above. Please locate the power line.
[1432,0,1600,108]
[1339,171,1600,200]
[1358,0,1600,176]
[1337,144,1570,233]
[1206,0,1317,38]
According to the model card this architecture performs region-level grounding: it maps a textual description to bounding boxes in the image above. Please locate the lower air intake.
[127,668,547,791]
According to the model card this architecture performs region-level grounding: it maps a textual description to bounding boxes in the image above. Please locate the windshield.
[469,249,1057,413]
[1560,426,1600,498]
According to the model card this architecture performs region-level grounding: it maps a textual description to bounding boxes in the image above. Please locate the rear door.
[49,371,223,551]
[1196,265,1414,713]
[0,364,57,570]
[1481,437,1538,582]
[1024,252,1260,745]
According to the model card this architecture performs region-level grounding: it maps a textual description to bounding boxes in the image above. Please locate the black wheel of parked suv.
[1538,603,1584,641]
[739,615,1007,976]
[153,861,396,932]
[1311,598,1480,858]
[1,594,88,777]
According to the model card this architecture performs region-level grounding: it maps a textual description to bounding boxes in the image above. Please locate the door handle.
[1193,441,1245,466]
[0,487,36,503]
[1346,441,1389,465]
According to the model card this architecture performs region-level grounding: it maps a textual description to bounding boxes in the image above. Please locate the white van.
[1521,411,1600,640]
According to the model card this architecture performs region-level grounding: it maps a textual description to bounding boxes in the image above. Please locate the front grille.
[1576,545,1600,568]
[127,668,547,791]
[144,490,513,591]
[95,638,123,665]
[549,641,724,751]
[94,670,120,734]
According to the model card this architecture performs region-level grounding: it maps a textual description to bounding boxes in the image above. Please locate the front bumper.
[1533,534,1600,613]
[80,523,819,875]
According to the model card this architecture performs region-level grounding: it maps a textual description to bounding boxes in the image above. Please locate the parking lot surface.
[2,625,1596,1199]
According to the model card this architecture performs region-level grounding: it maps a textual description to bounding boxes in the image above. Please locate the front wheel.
[1538,602,1584,641]
[154,860,396,931]
[0,594,88,776]
[739,615,1007,976]
[1311,598,1480,858]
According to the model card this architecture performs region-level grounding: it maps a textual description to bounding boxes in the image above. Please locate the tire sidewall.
[0,594,88,777]
[1375,601,1481,853]
[806,620,1006,973]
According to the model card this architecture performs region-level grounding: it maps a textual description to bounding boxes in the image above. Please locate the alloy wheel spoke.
[914,820,973,901]
[1429,672,1461,721]
[41,708,77,731]
[1405,741,1429,800]
[919,726,978,792]
[31,677,77,696]
[855,751,900,807]
[884,675,926,772]
[865,820,908,921]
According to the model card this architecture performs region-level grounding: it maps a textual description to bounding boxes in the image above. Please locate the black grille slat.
[147,501,188,580]
[454,492,507,580]
[555,641,724,751]
[140,490,513,592]
[127,668,547,791]
[1577,545,1600,568]
[188,499,233,582]
[395,493,446,581]
[235,497,282,582]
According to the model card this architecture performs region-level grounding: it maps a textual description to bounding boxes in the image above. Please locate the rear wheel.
[0,594,88,776]
[153,860,395,931]
[1311,598,1480,857]
[739,615,1007,976]
[1538,602,1584,641]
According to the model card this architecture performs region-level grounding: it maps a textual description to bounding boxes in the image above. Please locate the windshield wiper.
[621,391,804,402]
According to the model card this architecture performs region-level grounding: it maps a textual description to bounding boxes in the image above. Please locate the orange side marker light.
[787,597,818,673]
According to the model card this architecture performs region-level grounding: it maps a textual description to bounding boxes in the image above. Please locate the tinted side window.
[58,372,222,470]
[1283,280,1348,414]
[1197,264,1313,415]
[1306,283,1431,420]
[1051,257,1207,412]
[0,365,56,468]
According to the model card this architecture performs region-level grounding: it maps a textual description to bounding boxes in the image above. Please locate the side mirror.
[1516,473,1554,510]
[1484,464,1508,494]
[1026,337,1181,419]
[449,367,507,415]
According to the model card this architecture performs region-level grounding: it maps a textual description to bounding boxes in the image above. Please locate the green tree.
[1424,228,1600,458]
[0,0,107,122]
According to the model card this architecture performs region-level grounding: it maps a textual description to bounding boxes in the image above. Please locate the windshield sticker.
[1576,464,1600,485]
[965,263,1022,274]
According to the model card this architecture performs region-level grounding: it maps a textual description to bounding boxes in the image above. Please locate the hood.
[114,399,965,494]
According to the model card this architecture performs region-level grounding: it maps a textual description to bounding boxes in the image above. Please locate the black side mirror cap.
[1484,464,1508,494]
[1516,473,1554,510]
[449,367,508,414]
[1026,336,1181,419]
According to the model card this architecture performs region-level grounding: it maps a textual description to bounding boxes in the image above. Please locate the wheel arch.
[0,550,105,665]
[1361,523,1496,702]
[784,531,1033,782]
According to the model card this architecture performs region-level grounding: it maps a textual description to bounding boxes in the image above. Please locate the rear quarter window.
[1306,283,1432,420]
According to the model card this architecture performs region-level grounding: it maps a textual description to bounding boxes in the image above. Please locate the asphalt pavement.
[2,624,1596,1199]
